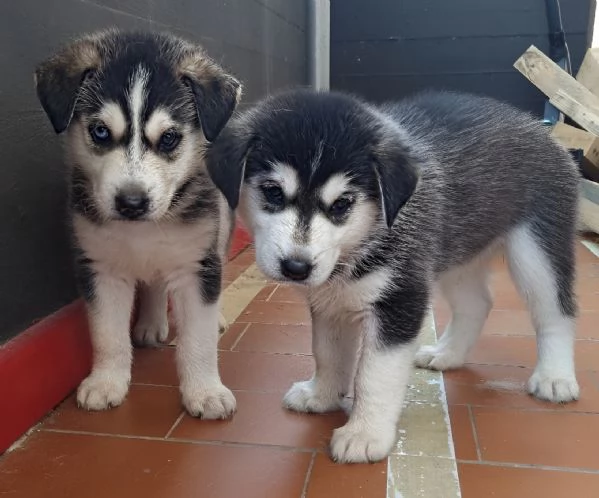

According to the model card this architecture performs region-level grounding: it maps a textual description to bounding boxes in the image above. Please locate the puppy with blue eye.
[35,29,241,419]
[206,89,581,463]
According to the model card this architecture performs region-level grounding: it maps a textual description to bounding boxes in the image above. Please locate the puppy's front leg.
[284,311,360,413]
[170,254,235,419]
[77,271,136,410]
[330,302,425,463]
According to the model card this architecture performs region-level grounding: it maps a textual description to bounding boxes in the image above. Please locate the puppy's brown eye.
[329,196,354,217]
[159,129,181,152]
[89,123,111,144]
[261,183,285,207]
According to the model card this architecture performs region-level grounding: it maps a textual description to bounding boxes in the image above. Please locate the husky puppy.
[205,89,580,462]
[35,30,241,419]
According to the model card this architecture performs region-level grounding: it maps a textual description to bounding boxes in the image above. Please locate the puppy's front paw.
[77,372,130,410]
[528,370,579,403]
[330,422,395,463]
[182,384,237,419]
[414,345,465,371]
[133,319,169,347]
[283,380,341,413]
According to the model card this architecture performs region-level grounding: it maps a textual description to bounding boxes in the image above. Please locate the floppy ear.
[178,49,242,142]
[205,120,252,210]
[34,38,101,134]
[373,136,420,228]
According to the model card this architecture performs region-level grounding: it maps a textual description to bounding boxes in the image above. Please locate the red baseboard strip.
[0,223,252,454]
[0,300,92,453]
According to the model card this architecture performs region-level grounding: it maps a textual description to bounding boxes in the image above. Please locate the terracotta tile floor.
[1,239,599,497]
[447,240,599,498]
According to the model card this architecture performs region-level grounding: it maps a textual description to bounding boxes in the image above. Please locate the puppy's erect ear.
[178,49,242,142]
[205,119,252,209]
[34,38,102,134]
[373,134,420,228]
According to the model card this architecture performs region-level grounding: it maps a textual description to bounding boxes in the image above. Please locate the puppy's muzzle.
[280,258,313,281]
[115,186,150,220]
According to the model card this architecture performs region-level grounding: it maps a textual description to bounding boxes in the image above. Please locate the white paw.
[528,370,580,403]
[218,312,228,333]
[77,372,130,410]
[133,319,169,346]
[330,422,395,463]
[283,380,341,413]
[414,345,466,371]
[182,384,237,419]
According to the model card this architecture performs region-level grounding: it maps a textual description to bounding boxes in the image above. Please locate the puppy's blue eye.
[329,196,354,217]
[89,123,111,144]
[159,129,181,152]
[261,183,285,207]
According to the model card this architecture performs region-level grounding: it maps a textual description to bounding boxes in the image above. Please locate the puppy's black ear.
[205,120,252,210]
[373,136,420,228]
[34,38,101,134]
[179,49,242,142]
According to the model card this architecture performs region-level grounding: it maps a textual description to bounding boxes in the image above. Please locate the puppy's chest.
[308,269,392,320]
[75,217,217,281]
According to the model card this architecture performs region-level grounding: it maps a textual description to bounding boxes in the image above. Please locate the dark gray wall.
[0,0,307,343]
[331,0,592,114]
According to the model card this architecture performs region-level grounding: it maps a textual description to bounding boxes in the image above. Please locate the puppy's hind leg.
[506,224,579,403]
[415,256,492,371]
[133,280,169,346]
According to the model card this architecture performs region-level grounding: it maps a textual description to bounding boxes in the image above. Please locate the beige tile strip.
[219,264,269,324]
[387,311,461,498]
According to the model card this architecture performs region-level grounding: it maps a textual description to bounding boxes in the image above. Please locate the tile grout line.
[265,284,280,301]
[41,428,318,453]
[228,323,252,351]
[300,451,317,498]
[442,403,599,415]
[164,412,185,439]
[467,405,483,461]
[457,458,599,475]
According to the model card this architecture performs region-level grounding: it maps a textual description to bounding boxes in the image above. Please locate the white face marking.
[128,65,150,167]
[97,102,126,141]
[270,162,299,198]
[145,108,175,144]
[319,173,351,207]
[239,164,378,286]
[68,65,207,222]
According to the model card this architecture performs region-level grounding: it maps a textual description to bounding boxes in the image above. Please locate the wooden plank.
[552,122,599,182]
[549,91,599,136]
[552,122,596,151]
[580,179,599,234]
[576,48,599,97]
[514,45,599,134]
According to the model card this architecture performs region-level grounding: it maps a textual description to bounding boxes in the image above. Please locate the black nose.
[280,258,312,281]
[115,189,149,219]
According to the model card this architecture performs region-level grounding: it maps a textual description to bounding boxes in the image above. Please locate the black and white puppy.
[35,30,241,419]
[206,89,580,462]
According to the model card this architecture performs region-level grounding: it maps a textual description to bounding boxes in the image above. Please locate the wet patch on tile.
[388,454,461,498]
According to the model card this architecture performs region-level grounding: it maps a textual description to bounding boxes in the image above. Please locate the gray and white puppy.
[206,89,580,462]
[35,30,241,419]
